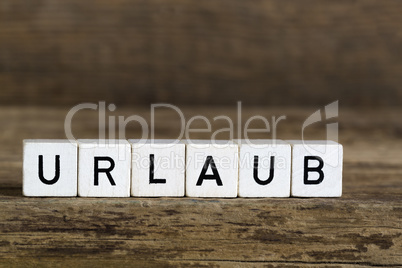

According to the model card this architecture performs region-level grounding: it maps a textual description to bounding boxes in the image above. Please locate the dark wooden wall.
[1,0,402,107]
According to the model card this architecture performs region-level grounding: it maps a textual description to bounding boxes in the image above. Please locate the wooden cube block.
[238,139,291,197]
[23,139,78,197]
[288,140,343,197]
[185,140,238,198]
[129,139,185,197]
[78,139,131,197]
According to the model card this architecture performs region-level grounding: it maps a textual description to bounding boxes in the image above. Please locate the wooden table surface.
[0,106,401,267]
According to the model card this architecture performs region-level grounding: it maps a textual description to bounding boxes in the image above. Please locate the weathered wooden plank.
[0,194,401,266]
[1,0,402,106]
[0,259,384,268]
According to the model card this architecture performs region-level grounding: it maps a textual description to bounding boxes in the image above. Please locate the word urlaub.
[23,139,343,198]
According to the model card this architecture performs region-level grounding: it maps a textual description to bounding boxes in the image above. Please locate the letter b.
[304,156,324,185]
[289,140,343,197]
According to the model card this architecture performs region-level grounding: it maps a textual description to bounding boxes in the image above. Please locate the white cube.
[78,139,131,197]
[23,139,78,197]
[288,140,343,197]
[186,140,238,198]
[129,139,185,197]
[238,139,291,197]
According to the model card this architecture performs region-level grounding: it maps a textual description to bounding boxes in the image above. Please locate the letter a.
[196,156,223,186]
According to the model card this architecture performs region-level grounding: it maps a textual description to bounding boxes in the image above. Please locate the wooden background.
[1,0,402,107]
[0,0,401,267]
[0,107,401,267]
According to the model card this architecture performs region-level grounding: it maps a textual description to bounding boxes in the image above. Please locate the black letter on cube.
[149,154,166,184]
[38,155,60,185]
[253,156,275,185]
[94,157,116,186]
[196,156,223,186]
[304,156,324,185]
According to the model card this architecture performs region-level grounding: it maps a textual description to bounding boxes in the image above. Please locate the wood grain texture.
[1,0,402,107]
[0,106,401,267]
